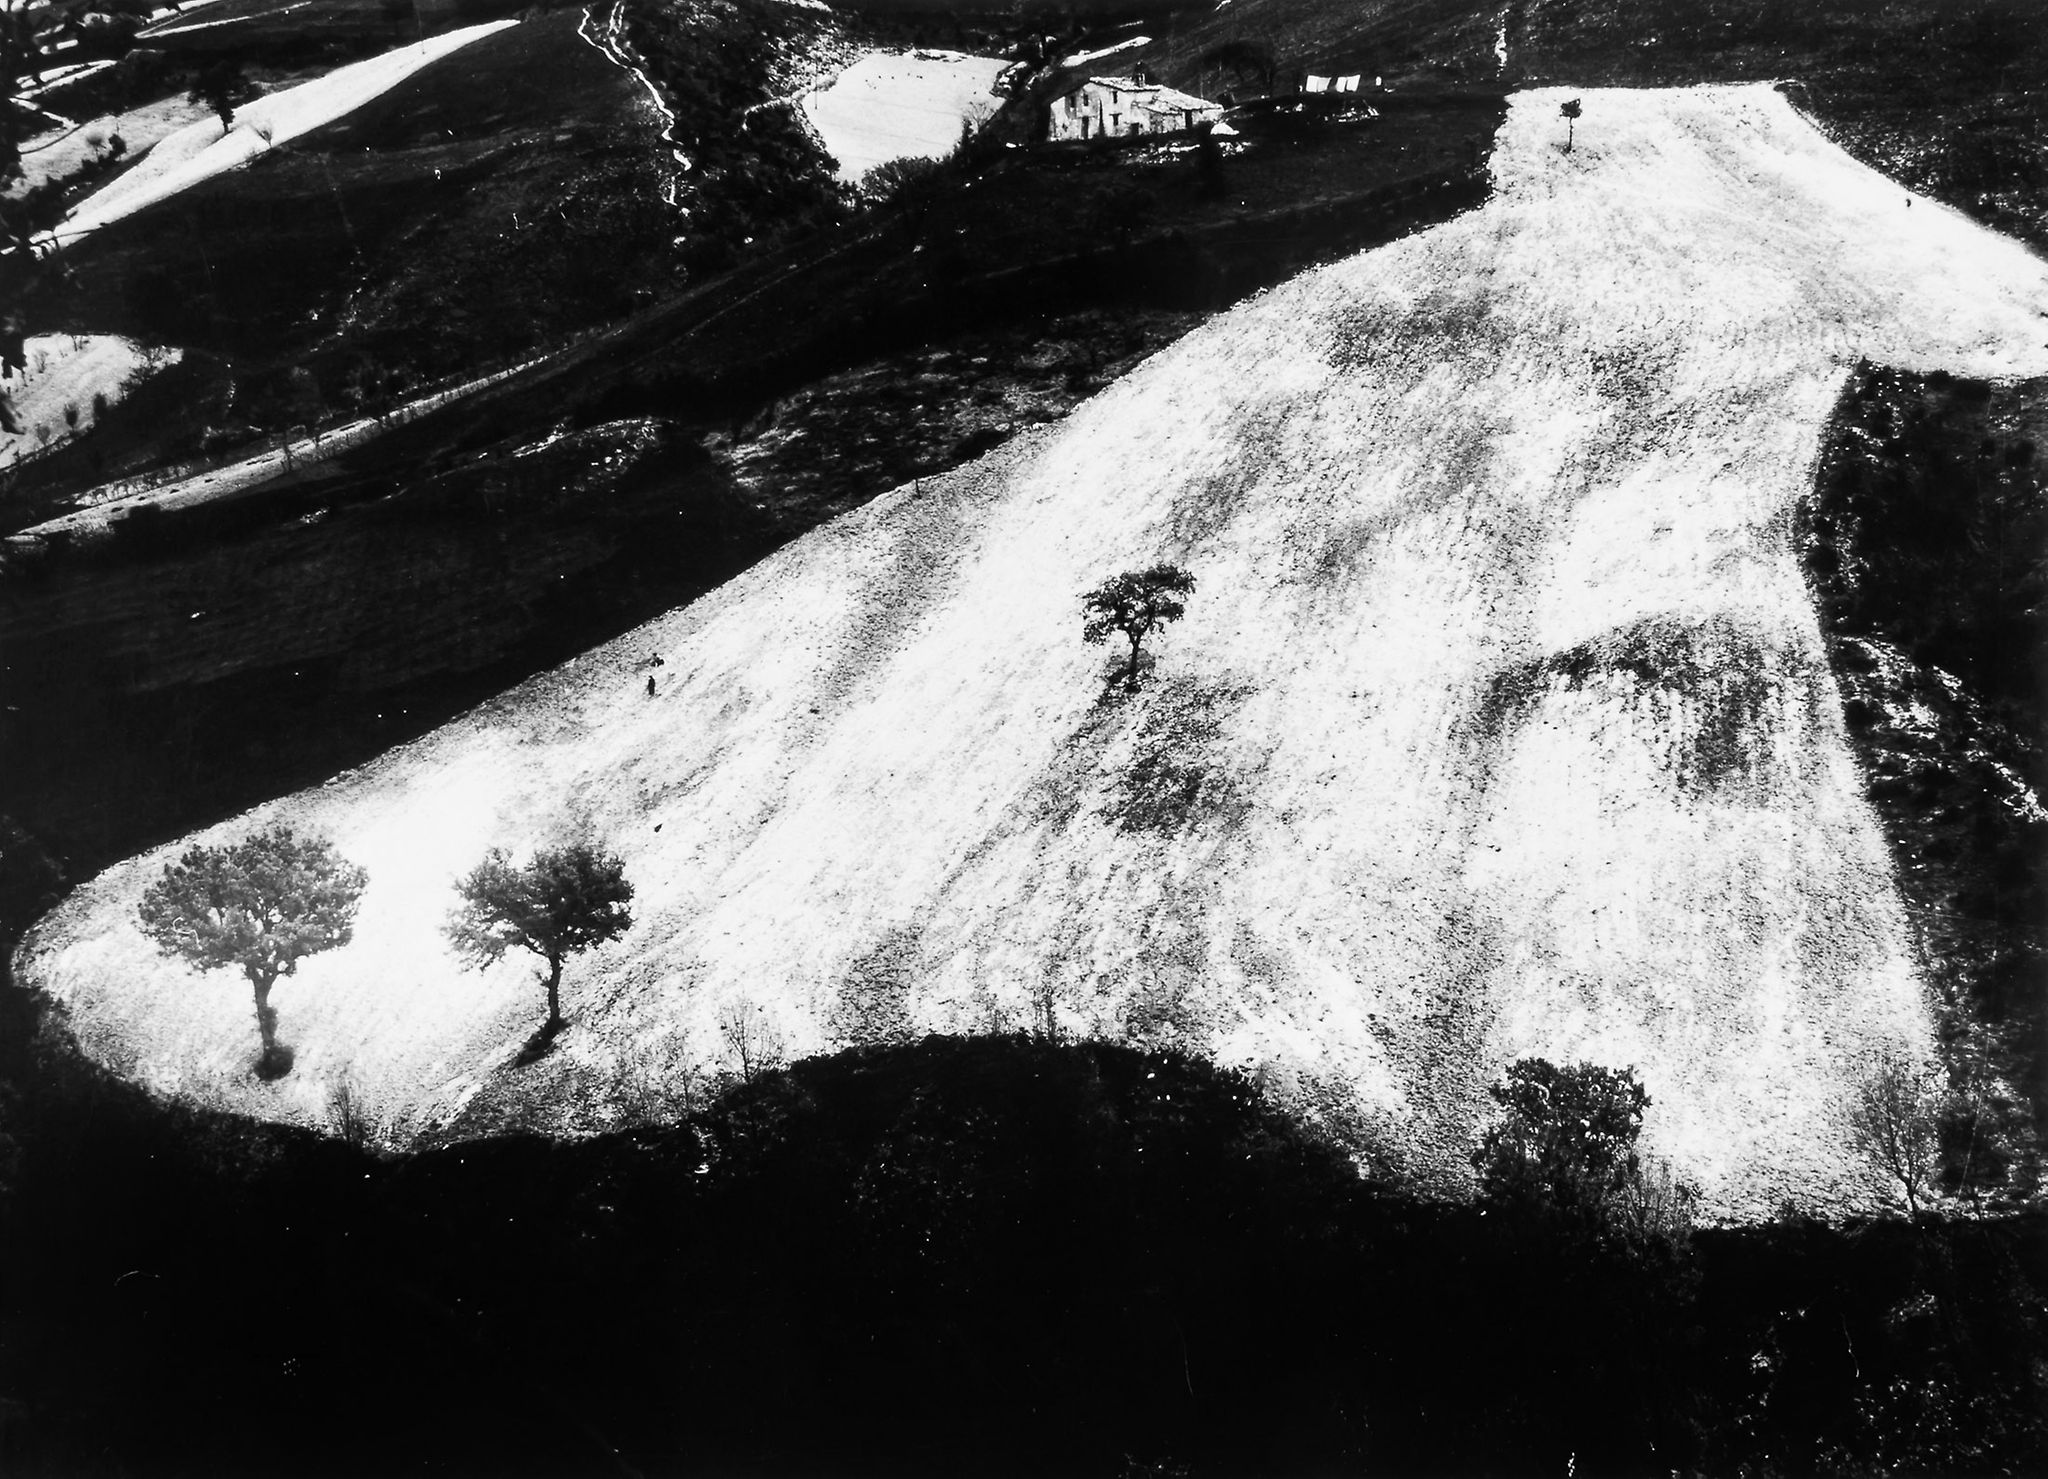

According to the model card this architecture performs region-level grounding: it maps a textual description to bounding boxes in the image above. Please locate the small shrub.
[861,154,947,212]
[327,1072,376,1150]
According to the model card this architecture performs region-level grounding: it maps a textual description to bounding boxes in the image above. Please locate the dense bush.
[1473,1058,1650,1218]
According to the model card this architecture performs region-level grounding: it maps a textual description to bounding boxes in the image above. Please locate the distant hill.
[1119,0,2045,250]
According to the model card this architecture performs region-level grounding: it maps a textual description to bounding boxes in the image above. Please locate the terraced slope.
[20,83,2048,1217]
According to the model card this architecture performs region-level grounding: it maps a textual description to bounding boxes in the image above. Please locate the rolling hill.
[1123,0,2047,254]
[20,80,2048,1218]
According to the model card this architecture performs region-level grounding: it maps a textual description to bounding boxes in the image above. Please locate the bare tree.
[717,1000,785,1083]
[1030,975,1066,1040]
[610,1030,703,1122]
[325,1070,377,1150]
[1846,1051,1945,1219]
[1609,1152,1700,1249]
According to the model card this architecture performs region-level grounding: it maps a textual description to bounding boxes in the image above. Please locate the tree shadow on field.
[1155,394,1305,554]
[1390,895,1511,1195]
[802,441,1025,719]
[254,1042,295,1081]
[513,1017,566,1067]
[1096,673,1261,839]
[1093,645,1159,697]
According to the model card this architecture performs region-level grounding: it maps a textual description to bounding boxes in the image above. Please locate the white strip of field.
[20,85,2048,1216]
[133,0,240,35]
[1062,35,1150,67]
[12,355,544,540]
[800,49,1008,183]
[44,19,517,251]
[141,0,310,37]
[15,59,117,98]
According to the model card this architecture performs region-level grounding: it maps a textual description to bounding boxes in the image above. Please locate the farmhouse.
[1047,70,1223,142]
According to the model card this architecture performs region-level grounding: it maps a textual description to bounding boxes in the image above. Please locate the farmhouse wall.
[1048,76,1222,143]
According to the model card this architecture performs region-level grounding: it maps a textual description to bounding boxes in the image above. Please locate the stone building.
[1047,70,1223,142]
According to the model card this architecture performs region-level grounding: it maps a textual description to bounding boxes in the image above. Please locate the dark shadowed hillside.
[2,1023,2045,1477]
[1803,367,2048,1194]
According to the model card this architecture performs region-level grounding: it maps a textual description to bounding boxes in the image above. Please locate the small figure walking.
[645,676,656,697]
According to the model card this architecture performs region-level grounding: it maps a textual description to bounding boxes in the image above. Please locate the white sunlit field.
[1,334,182,464]
[800,49,1009,183]
[9,95,218,197]
[20,84,2048,1219]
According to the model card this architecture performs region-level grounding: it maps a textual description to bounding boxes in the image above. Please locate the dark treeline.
[1,1022,2042,1478]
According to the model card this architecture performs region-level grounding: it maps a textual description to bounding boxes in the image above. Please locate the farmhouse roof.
[1064,75,1219,113]
[1074,75,1151,92]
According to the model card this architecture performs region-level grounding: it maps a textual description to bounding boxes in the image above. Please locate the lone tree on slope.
[189,57,252,136]
[1559,97,1582,153]
[446,843,634,1059]
[138,825,369,1080]
[1082,564,1196,690]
